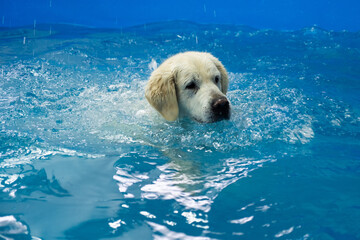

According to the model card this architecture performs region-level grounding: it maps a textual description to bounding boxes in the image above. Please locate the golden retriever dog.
[145,51,230,123]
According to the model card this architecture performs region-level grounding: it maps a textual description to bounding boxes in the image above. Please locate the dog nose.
[211,97,230,121]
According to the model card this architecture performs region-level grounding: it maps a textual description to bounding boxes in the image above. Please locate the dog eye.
[215,76,220,84]
[185,82,197,90]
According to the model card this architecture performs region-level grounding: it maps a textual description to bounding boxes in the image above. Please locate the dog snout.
[211,97,230,121]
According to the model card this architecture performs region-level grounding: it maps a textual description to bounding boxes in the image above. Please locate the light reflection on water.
[114,155,275,213]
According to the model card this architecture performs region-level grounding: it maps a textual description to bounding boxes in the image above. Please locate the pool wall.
[1,0,360,31]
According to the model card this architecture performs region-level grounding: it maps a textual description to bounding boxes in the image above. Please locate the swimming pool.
[0,21,359,239]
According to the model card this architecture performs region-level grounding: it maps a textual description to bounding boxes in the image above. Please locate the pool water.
[0,21,359,239]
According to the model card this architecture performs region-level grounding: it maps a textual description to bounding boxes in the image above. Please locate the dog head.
[145,52,230,123]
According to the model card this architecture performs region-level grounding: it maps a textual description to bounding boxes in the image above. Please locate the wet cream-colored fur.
[145,51,229,122]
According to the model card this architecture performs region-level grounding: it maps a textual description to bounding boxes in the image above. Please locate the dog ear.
[209,54,229,94]
[145,66,179,121]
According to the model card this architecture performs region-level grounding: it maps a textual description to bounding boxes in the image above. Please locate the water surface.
[0,21,359,239]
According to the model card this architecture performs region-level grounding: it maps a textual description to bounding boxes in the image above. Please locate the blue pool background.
[1,0,360,31]
[1,1,360,240]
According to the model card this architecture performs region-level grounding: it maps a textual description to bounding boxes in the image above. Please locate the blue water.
[0,21,359,239]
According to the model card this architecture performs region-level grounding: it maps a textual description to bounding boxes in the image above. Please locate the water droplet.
[33,20,36,36]
[148,59,158,71]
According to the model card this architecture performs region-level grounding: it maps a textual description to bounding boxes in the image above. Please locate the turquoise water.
[0,21,359,239]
